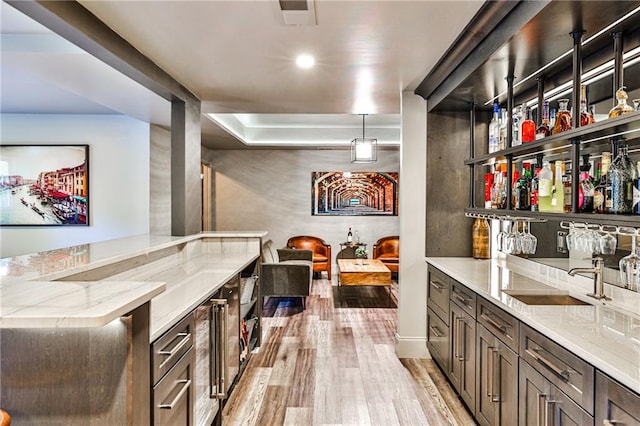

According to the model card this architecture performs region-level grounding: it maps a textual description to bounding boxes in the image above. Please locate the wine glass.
[619,229,640,290]
[504,221,520,255]
[521,220,537,255]
[598,226,618,255]
[496,218,509,252]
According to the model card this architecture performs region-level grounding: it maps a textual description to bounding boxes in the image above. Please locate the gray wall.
[426,110,478,257]
[203,149,400,268]
[150,124,171,236]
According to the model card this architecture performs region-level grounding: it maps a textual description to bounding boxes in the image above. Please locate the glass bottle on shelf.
[633,162,640,215]
[550,108,557,130]
[347,227,353,243]
[521,106,535,143]
[472,218,490,259]
[594,152,611,214]
[579,164,595,213]
[530,166,541,211]
[550,160,565,212]
[488,102,500,153]
[580,84,596,126]
[515,163,531,211]
[552,99,572,134]
[512,105,523,146]
[608,87,635,118]
[608,145,634,214]
[563,164,572,213]
[498,108,508,150]
[633,99,640,111]
[538,161,553,212]
[535,101,551,140]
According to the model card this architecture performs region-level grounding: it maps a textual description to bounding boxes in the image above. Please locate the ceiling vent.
[278,0,316,26]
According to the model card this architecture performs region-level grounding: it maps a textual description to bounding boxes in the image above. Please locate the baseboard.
[394,333,429,358]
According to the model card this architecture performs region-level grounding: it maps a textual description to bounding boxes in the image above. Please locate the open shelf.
[465,112,640,166]
[240,298,257,319]
[465,207,640,227]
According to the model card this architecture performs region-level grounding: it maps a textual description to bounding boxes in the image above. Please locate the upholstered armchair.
[261,240,313,308]
[286,235,332,277]
[373,236,399,273]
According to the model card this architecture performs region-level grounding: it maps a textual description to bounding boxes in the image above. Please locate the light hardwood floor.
[223,277,475,425]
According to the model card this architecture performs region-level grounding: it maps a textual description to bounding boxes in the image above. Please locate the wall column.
[395,91,428,358]
[171,98,202,236]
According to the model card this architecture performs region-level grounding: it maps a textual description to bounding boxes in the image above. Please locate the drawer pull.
[453,292,470,307]
[429,325,445,338]
[431,280,445,291]
[526,348,569,381]
[480,312,509,334]
[158,332,191,357]
[603,420,618,425]
[158,379,192,409]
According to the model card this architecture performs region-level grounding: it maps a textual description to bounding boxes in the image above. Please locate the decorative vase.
[356,258,364,265]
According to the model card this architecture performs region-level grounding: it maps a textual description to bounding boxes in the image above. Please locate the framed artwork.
[0,144,89,226]
[311,171,398,216]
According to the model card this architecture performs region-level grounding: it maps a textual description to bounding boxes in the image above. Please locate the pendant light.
[350,114,377,163]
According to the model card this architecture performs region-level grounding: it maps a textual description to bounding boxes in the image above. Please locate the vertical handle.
[544,400,558,426]
[486,346,495,398]
[457,317,465,362]
[536,393,547,426]
[211,299,229,399]
[490,348,500,402]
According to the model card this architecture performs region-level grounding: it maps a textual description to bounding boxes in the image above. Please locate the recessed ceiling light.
[296,54,315,69]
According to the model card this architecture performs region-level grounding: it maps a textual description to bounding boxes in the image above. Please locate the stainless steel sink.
[503,290,590,306]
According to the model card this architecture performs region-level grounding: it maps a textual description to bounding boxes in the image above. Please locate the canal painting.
[0,145,89,226]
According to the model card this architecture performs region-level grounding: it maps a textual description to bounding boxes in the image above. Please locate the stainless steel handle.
[526,348,570,381]
[431,280,445,290]
[211,299,229,399]
[536,393,547,426]
[456,317,465,361]
[490,348,500,402]
[158,379,192,409]
[429,325,445,338]
[487,346,495,398]
[603,420,617,425]
[158,332,191,369]
[481,312,509,335]
[453,291,470,307]
[544,400,559,426]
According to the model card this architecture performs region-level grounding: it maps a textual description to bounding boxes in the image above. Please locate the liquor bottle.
[550,161,565,212]
[563,165,572,213]
[552,99,572,134]
[512,105,523,146]
[633,162,640,215]
[347,227,353,243]
[608,87,635,118]
[608,146,634,214]
[521,106,535,143]
[354,229,360,243]
[550,108,557,130]
[515,164,531,210]
[488,102,500,153]
[594,152,612,214]
[498,108,508,150]
[472,218,490,259]
[484,173,494,209]
[511,170,520,209]
[538,161,554,212]
[535,101,551,140]
[580,84,595,126]
[579,164,595,213]
[530,167,541,211]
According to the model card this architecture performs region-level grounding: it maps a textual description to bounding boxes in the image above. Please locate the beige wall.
[203,149,400,269]
[150,124,171,235]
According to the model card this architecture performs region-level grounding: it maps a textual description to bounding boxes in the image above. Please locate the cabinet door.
[596,371,640,425]
[194,304,219,425]
[476,324,518,426]
[427,307,449,372]
[449,301,476,413]
[428,266,450,323]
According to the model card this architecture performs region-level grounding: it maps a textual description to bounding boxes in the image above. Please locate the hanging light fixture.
[350,114,377,163]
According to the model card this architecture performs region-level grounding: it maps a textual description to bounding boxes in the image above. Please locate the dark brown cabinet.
[475,323,519,426]
[448,284,476,413]
[595,371,640,426]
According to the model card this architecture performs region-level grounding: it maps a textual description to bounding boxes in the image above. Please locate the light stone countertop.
[425,256,640,394]
[0,232,266,334]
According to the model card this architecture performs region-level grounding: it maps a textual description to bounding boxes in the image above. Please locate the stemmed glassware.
[496,218,509,252]
[619,228,640,291]
[501,219,537,255]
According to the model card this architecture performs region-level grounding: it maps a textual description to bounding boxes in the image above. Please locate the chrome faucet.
[568,257,610,301]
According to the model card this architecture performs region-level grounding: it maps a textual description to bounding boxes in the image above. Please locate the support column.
[396,91,428,358]
[171,98,202,236]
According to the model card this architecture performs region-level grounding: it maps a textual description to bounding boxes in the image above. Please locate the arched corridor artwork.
[311,171,398,216]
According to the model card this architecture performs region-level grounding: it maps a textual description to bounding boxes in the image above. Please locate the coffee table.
[337,259,393,306]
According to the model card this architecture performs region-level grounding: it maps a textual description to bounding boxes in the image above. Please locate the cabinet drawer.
[596,371,640,425]
[520,324,594,415]
[450,279,476,319]
[427,307,449,372]
[152,313,195,385]
[428,266,450,323]
[477,297,519,354]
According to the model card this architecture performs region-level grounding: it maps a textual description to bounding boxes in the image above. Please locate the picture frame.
[0,144,89,226]
[311,171,398,216]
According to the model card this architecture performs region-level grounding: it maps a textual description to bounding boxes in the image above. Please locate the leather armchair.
[373,236,399,273]
[286,235,332,277]
[261,240,313,308]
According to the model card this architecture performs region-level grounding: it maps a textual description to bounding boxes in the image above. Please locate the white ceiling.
[1,0,484,150]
